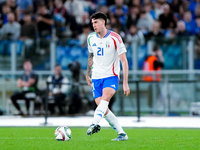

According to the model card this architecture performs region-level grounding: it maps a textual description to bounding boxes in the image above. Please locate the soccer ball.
[54,126,71,141]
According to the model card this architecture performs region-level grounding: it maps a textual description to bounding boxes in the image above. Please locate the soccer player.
[86,12,130,141]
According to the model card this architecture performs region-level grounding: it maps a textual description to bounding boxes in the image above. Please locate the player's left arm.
[119,53,130,96]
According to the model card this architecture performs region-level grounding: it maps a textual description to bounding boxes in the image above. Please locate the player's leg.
[86,79,103,136]
[86,97,101,136]
[104,109,128,141]
[87,88,115,136]
[92,87,115,124]
[102,76,128,141]
[93,87,128,141]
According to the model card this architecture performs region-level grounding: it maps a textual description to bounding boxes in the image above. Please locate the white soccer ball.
[54,126,71,141]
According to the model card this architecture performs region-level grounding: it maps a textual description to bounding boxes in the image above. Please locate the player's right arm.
[86,33,95,87]
[86,52,93,87]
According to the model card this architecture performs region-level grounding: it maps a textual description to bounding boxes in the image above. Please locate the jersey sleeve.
[116,38,127,55]
[87,35,93,53]
[111,31,127,55]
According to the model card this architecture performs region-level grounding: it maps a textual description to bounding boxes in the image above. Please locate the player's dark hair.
[90,12,107,25]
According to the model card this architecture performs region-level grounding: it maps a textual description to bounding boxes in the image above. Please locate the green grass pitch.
[0,127,199,150]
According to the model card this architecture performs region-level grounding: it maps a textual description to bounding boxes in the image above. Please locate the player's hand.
[123,83,130,96]
[86,75,92,87]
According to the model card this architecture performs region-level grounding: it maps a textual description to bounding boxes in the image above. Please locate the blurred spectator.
[16,0,33,22]
[32,0,48,14]
[82,12,90,25]
[0,12,21,40]
[98,5,110,19]
[0,4,11,27]
[44,64,69,115]
[188,0,199,19]
[194,18,200,60]
[170,29,177,38]
[110,0,128,29]
[136,9,155,35]
[154,0,163,20]
[0,0,17,13]
[54,0,69,38]
[48,0,55,17]
[195,17,200,35]
[20,13,36,40]
[126,24,145,45]
[107,0,115,6]
[35,4,54,55]
[78,24,91,48]
[159,0,168,3]
[110,15,122,31]
[170,0,186,21]
[144,2,156,19]
[35,4,54,38]
[95,0,107,6]
[64,0,84,37]
[183,11,196,35]
[175,20,191,37]
[10,60,38,116]
[126,5,140,29]
[145,21,164,38]
[83,0,97,15]
[143,0,152,5]
[143,43,164,109]
[64,0,84,24]
[20,13,37,58]
[128,0,141,7]
[143,43,164,82]
[170,0,184,15]
[158,3,176,30]
[195,4,200,18]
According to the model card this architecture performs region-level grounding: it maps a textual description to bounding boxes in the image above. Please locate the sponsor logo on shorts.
[111,84,116,88]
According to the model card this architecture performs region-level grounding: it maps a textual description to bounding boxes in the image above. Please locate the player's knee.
[101,93,115,101]
[101,96,111,102]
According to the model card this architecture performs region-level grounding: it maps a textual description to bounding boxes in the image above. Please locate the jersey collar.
[96,30,111,38]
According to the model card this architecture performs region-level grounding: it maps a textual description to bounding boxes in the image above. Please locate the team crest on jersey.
[106,41,110,48]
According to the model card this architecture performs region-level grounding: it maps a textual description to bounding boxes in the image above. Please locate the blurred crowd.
[0,0,200,47]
